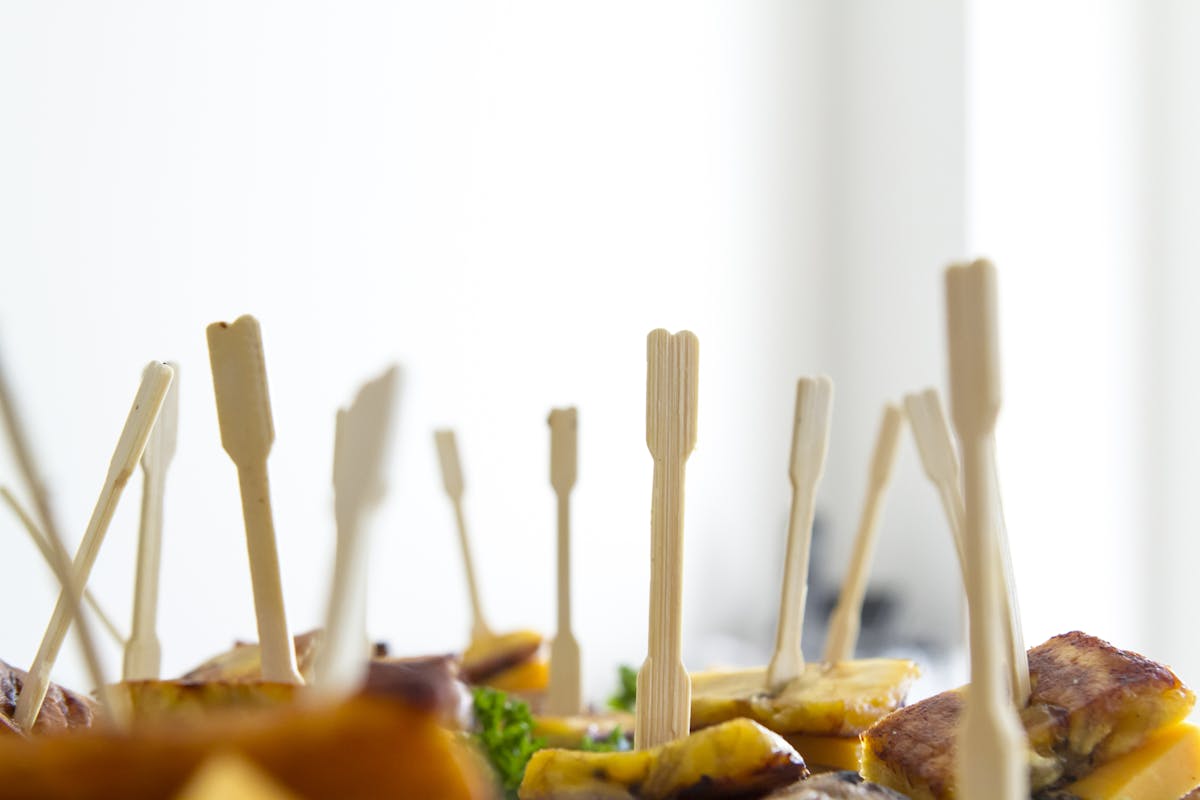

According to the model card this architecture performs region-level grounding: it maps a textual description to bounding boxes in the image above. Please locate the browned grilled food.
[861,632,1195,799]
[0,659,94,734]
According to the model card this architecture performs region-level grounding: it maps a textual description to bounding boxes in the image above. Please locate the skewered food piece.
[0,693,496,800]
[766,772,910,799]
[179,631,325,683]
[1041,722,1200,800]
[518,717,808,799]
[462,629,549,703]
[861,632,1195,799]
[0,659,95,734]
[690,658,919,769]
[533,710,635,748]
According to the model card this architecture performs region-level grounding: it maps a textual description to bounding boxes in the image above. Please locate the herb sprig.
[472,687,546,799]
[607,664,637,712]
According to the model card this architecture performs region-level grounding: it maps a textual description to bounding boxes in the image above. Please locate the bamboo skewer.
[635,329,698,750]
[822,403,905,663]
[434,429,493,644]
[124,361,180,681]
[546,407,581,715]
[766,377,833,690]
[14,361,174,731]
[316,366,399,693]
[946,260,1028,800]
[905,387,1029,706]
[904,389,967,581]
[0,487,126,647]
[207,316,303,685]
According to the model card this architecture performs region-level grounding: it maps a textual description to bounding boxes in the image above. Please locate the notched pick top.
[519,717,807,800]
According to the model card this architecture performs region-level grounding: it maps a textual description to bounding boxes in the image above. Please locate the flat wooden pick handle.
[823,403,904,663]
[207,316,301,685]
[547,407,581,715]
[434,429,491,642]
[635,329,698,750]
[766,376,833,690]
[947,260,1028,800]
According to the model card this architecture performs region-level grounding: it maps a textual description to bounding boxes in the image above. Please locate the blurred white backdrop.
[0,0,1196,703]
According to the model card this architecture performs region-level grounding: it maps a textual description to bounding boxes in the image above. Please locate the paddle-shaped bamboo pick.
[635,329,698,750]
[315,366,399,693]
[207,316,302,685]
[904,389,966,579]
[0,487,125,647]
[123,361,180,680]
[905,387,1030,706]
[547,407,580,715]
[947,260,1027,800]
[766,377,833,690]
[434,429,493,644]
[822,403,905,663]
[14,361,174,730]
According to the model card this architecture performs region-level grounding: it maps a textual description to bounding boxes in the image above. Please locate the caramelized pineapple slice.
[861,632,1195,800]
[461,630,545,684]
[691,659,919,737]
[180,631,324,683]
[117,680,299,721]
[519,717,807,799]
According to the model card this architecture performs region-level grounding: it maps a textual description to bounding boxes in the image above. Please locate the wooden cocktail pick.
[904,389,967,579]
[207,316,303,685]
[0,486,126,647]
[434,429,494,645]
[123,360,180,681]
[946,259,1028,800]
[14,361,174,730]
[635,329,698,750]
[766,377,833,690]
[906,386,1030,706]
[823,403,905,663]
[546,407,581,715]
[989,449,1030,706]
[316,365,399,693]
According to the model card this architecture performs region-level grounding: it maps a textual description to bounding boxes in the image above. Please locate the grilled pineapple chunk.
[861,632,1195,800]
[691,659,919,737]
[533,711,635,748]
[518,717,808,799]
[118,680,298,721]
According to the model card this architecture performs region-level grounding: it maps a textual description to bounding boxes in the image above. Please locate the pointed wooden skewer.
[207,316,303,685]
[0,487,126,647]
[635,329,699,750]
[904,389,967,581]
[946,259,1028,800]
[822,403,905,663]
[546,407,581,715]
[14,361,174,730]
[905,387,1029,706]
[123,361,180,681]
[766,377,833,691]
[988,447,1030,706]
[315,366,399,693]
[434,429,494,645]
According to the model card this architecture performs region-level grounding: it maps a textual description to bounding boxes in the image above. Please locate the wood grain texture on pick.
[767,376,833,690]
[15,360,174,731]
[434,429,492,642]
[635,329,698,750]
[317,365,399,693]
[207,316,302,685]
[946,259,1028,800]
[823,402,905,663]
[547,407,581,715]
[124,360,180,681]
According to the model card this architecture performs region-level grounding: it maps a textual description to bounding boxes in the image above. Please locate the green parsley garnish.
[472,686,546,799]
[607,664,637,712]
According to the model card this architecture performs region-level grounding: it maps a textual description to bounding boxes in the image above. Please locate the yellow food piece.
[175,754,301,800]
[690,659,919,737]
[519,717,807,799]
[118,680,298,721]
[484,658,549,693]
[1063,723,1200,800]
[533,711,635,748]
[782,734,861,772]
[180,631,322,683]
[461,630,544,683]
[861,632,1196,800]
